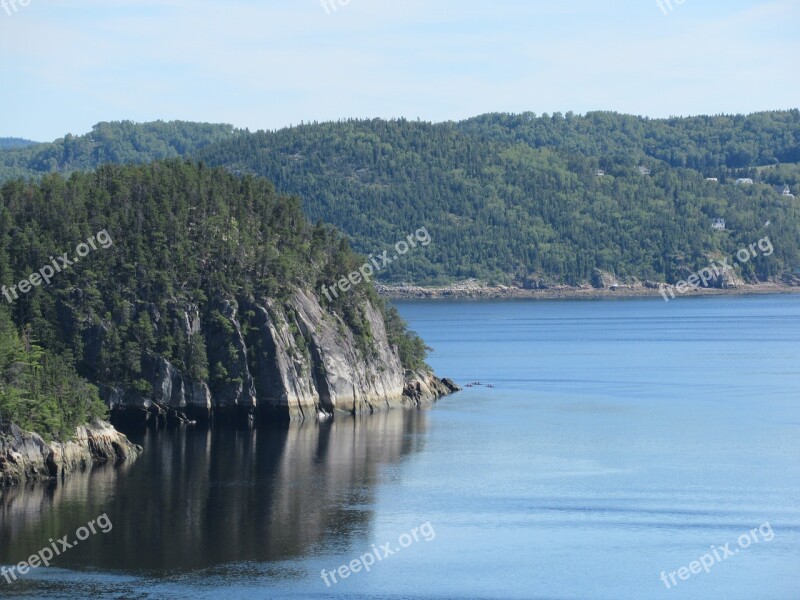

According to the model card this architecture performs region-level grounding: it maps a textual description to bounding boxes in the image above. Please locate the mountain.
[0,161,455,450]
[3,111,800,287]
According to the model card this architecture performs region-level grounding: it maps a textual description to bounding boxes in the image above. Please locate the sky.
[0,0,798,142]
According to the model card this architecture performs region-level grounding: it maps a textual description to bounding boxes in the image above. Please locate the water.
[1,295,799,599]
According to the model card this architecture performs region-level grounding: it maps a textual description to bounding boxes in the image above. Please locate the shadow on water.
[0,408,429,576]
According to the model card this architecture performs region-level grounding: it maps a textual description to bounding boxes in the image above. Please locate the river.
[1,295,799,599]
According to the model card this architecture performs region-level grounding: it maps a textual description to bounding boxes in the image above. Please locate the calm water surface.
[2,295,799,599]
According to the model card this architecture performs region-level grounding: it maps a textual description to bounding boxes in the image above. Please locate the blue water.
[2,295,799,599]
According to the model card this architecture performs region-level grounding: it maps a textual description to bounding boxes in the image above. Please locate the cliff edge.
[98,288,460,425]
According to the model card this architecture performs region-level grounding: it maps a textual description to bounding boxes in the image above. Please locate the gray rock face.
[143,352,186,409]
[285,290,406,417]
[718,269,745,289]
[0,421,141,486]
[102,288,458,424]
[187,381,212,412]
[591,269,619,289]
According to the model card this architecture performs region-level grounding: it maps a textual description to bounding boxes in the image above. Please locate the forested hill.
[3,111,800,286]
[195,111,800,285]
[0,161,430,433]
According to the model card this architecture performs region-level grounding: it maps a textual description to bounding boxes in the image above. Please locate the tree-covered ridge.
[0,161,429,410]
[458,110,800,170]
[0,121,243,182]
[0,138,38,151]
[195,114,800,285]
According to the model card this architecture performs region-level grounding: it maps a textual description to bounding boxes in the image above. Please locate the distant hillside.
[196,111,800,285]
[0,120,243,182]
[3,112,799,286]
[458,110,800,170]
[0,138,38,150]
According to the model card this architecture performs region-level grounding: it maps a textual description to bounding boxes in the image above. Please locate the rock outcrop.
[591,269,620,289]
[404,372,461,403]
[0,421,141,487]
[92,288,459,425]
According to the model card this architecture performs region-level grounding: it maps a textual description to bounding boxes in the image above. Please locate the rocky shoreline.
[110,370,461,428]
[0,421,142,487]
[376,279,800,301]
[0,370,459,487]
[403,371,461,405]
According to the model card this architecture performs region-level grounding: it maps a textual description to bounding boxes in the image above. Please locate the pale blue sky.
[1,0,798,141]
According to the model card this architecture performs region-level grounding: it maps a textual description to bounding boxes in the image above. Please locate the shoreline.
[1,373,460,487]
[0,421,142,487]
[377,281,800,301]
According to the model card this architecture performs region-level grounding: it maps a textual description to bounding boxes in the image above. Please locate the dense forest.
[2,111,799,285]
[0,161,428,435]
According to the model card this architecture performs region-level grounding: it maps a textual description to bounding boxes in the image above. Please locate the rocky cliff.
[92,288,459,426]
[0,421,141,487]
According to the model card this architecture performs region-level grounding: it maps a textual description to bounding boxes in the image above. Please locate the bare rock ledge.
[0,421,142,487]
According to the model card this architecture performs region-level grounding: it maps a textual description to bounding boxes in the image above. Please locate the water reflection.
[0,408,428,575]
